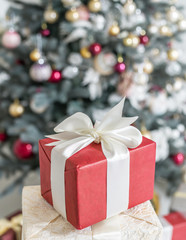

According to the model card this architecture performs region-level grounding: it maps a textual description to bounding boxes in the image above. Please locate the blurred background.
[0,0,186,219]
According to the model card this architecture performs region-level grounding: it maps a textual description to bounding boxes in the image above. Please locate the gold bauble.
[61,0,74,6]
[109,24,120,36]
[166,6,180,23]
[159,25,173,37]
[123,0,136,15]
[167,48,179,61]
[80,47,91,58]
[9,100,24,118]
[143,61,154,74]
[141,125,152,139]
[151,192,160,215]
[65,8,79,22]
[88,0,101,13]
[123,34,139,48]
[44,8,59,24]
[29,49,41,62]
[178,19,186,31]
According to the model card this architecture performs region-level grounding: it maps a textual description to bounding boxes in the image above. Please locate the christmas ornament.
[65,8,79,22]
[91,14,105,31]
[123,0,136,15]
[109,23,120,36]
[30,92,50,114]
[133,72,149,85]
[61,0,75,6]
[178,19,186,31]
[0,132,7,142]
[151,192,160,215]
[167,48,179,61]
[49,69,62,83]
[94,51,116,76]
[88,0,101,13]
[9,99,24,118]
[149,91,168,116]
[13,139,33,160]
[166,6,180,23]
[114,62,126,74]
[117,72,133,97]
[166,61,181,76]
[139,35,149,45]
[68,53,83,66]
[159,25,172,37]
[29,49,41,62]
[41,28,51,37]
[89,43,102,55]
[143,60,153,74]
[173,77,183,91]
[141,124,151,139]
[148,24,158,35]
[63,66,79,79]
[30,58,52,82]
[123,33,140,48]
[151,128,169,162]
[77,5,89,20]
[44,6,59,24]
[2,30,21,49]
[80,47,92,58]
[172,153,184,165]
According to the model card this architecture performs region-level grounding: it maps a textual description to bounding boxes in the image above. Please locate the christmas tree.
[0,0,186,197]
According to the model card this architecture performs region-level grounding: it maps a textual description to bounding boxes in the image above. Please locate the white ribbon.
[46,98,142,220]
[159,217,173,240]
[92,215,122,240]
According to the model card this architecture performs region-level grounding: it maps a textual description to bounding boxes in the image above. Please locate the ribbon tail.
[92,214,122,240]
[51,136,94,219]
[101,138,130,218]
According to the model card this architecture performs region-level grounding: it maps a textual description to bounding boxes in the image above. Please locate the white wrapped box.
[22,186,162,240]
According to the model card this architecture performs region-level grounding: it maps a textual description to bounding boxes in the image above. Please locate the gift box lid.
[39,136,154,171]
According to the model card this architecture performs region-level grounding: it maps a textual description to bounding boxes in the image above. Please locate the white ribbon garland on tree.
[46,98,142,222]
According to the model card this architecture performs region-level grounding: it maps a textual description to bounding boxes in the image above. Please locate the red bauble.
[49,70,62,83]
[13,139,33,160]
[114,62,126,73]
[89,43,102,55]
[0,132,7,142]
[139,35,149,45]
[172,153,184,165]
[40,29,51,37]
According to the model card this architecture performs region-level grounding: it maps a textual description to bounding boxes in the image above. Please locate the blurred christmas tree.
[0,0,186,196]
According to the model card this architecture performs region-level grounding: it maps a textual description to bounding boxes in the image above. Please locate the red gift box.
[0,211,22,240]
[160,212,186,240]
[39,136,156,230]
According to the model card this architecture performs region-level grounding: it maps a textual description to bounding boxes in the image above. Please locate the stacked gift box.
[0,211,22,240]
[21,99,163,239]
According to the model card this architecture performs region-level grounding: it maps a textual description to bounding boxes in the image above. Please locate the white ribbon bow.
[46,98,142,221]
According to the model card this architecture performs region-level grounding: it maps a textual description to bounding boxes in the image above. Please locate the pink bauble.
[49,70,62,83]
[40,29,51,37]
[2,30,21,49]
[13,139,33,160]
[89,43,102,55]
[0,132,7,142]
[30,60,52,82]
[172,153,184,165]
[139,35,149,45]
[114,62,126,73]
[77,5,90,20]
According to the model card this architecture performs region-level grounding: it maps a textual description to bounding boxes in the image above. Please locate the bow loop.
[47,98,142,158]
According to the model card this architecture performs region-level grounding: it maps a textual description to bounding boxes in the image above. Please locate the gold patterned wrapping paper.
[22,186,162,240]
